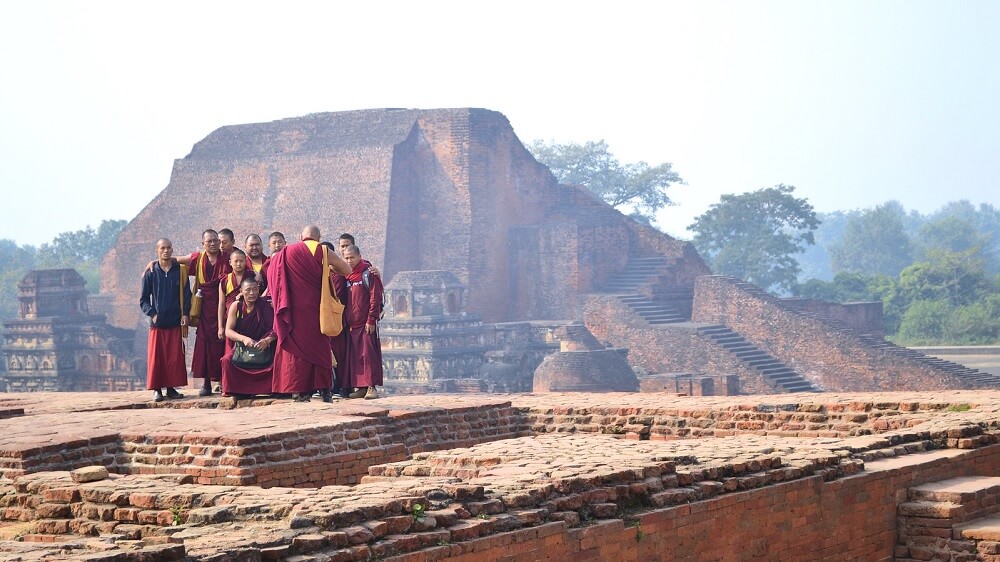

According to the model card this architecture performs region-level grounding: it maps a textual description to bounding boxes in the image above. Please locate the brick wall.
[779,297,884,337]
[0,402,525,487]
[584,294,785,394]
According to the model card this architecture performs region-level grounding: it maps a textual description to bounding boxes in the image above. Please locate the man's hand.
[365,322,376,334]
[218,328,225,340]
[181,315,188,327]
[369,265,381,277]
[151,314,158,325]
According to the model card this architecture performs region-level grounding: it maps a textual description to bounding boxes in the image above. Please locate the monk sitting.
[221,277,276,398]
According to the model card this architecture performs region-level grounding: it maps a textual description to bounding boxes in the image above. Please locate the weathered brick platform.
[2,391,1000,560]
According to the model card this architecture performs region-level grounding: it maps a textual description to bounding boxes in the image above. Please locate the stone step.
[694,325,818,392]
[781,383,816,392]
[955,516,1000,543]
[908,476,1000,504]
[640,316,687,324]
[643,316,688,323]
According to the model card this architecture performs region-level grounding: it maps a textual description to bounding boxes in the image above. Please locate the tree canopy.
[688,184,819,293]
[528,139,682,224]
[828,201,913,277]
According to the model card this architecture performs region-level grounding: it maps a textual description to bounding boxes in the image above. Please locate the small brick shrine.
[0,269,139,392]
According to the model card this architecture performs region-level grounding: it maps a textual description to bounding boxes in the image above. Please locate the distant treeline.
[1,202,997,349]
[792,201,999,345]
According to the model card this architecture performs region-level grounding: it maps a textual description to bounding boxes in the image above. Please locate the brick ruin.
[0,269,140,392]
[88,107,997,395]
[4,390,1000,560]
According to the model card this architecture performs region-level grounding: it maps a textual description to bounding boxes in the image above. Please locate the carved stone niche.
[384,271,467,318]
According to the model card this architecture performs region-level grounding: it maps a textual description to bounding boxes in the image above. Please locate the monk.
[343,244,384,399]
[189,229,232,396]
[221,277,276,398]
[266,225,351,402]
[140,238,191,402]
[218,248,252,350]
[219,228,236,254]
[244,234,269,277]
[268,231,286,255]
[322,242,351,397]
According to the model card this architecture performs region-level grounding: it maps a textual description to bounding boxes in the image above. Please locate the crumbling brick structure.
[96,107,997,395]
[101,108,706,332]
[0,269,139,392]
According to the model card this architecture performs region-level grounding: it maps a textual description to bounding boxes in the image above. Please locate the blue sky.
[1,1,996,245]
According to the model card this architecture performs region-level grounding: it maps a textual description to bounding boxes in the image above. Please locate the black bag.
[231,341,274,369]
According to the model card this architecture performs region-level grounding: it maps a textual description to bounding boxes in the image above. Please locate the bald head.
[301,225,321,241]
[155,238,174,263]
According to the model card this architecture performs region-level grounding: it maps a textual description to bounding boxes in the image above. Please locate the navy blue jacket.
[140,262,192,328]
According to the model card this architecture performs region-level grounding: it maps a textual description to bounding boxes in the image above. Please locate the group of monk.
[139,226,384,403]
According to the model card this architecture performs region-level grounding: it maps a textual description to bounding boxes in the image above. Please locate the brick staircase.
[601,256,690,325]
[696,325,820,393]
[713,276,1000,389]
[602,256,673,293]
[615,295,687,324]
[897,476,1000,561]
[856,333,1000,387]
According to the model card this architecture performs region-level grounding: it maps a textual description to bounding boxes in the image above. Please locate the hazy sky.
[1,1,996,246]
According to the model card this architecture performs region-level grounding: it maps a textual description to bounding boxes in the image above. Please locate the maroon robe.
[328,272,350,391]
[221,299,276,395]
[147,328,188,390]
[190,250,231,382]
[345,262,383,388]
[220,270,251,354]
[266,239,332,393]
[248,255,270,294]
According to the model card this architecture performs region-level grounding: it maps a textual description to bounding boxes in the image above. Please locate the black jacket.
[140,262,192,328]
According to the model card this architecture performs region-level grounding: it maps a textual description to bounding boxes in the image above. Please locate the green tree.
[829,201,913,277]
[795,210,854,281]
[944,295,1000,344]
[34,219,127,292]
[528,140,682,223]
[897,299,950,344]
[794,271,882,303]
[688,184,819,293]
[0,240,38,322]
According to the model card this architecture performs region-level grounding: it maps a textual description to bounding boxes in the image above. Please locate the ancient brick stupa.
[532,322,638,392]
[0,269,139,392]
[96,107,1000,394]
[100,108,708,331]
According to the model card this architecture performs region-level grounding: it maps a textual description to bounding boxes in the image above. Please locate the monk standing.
[268,231,286,255]
[244,234,269,281]
[218,249,252,351]
[266,226,351,402]
[343,244,384,399]
[189,229,232,396]
[140,239,190,402]
[219,228,236,254]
